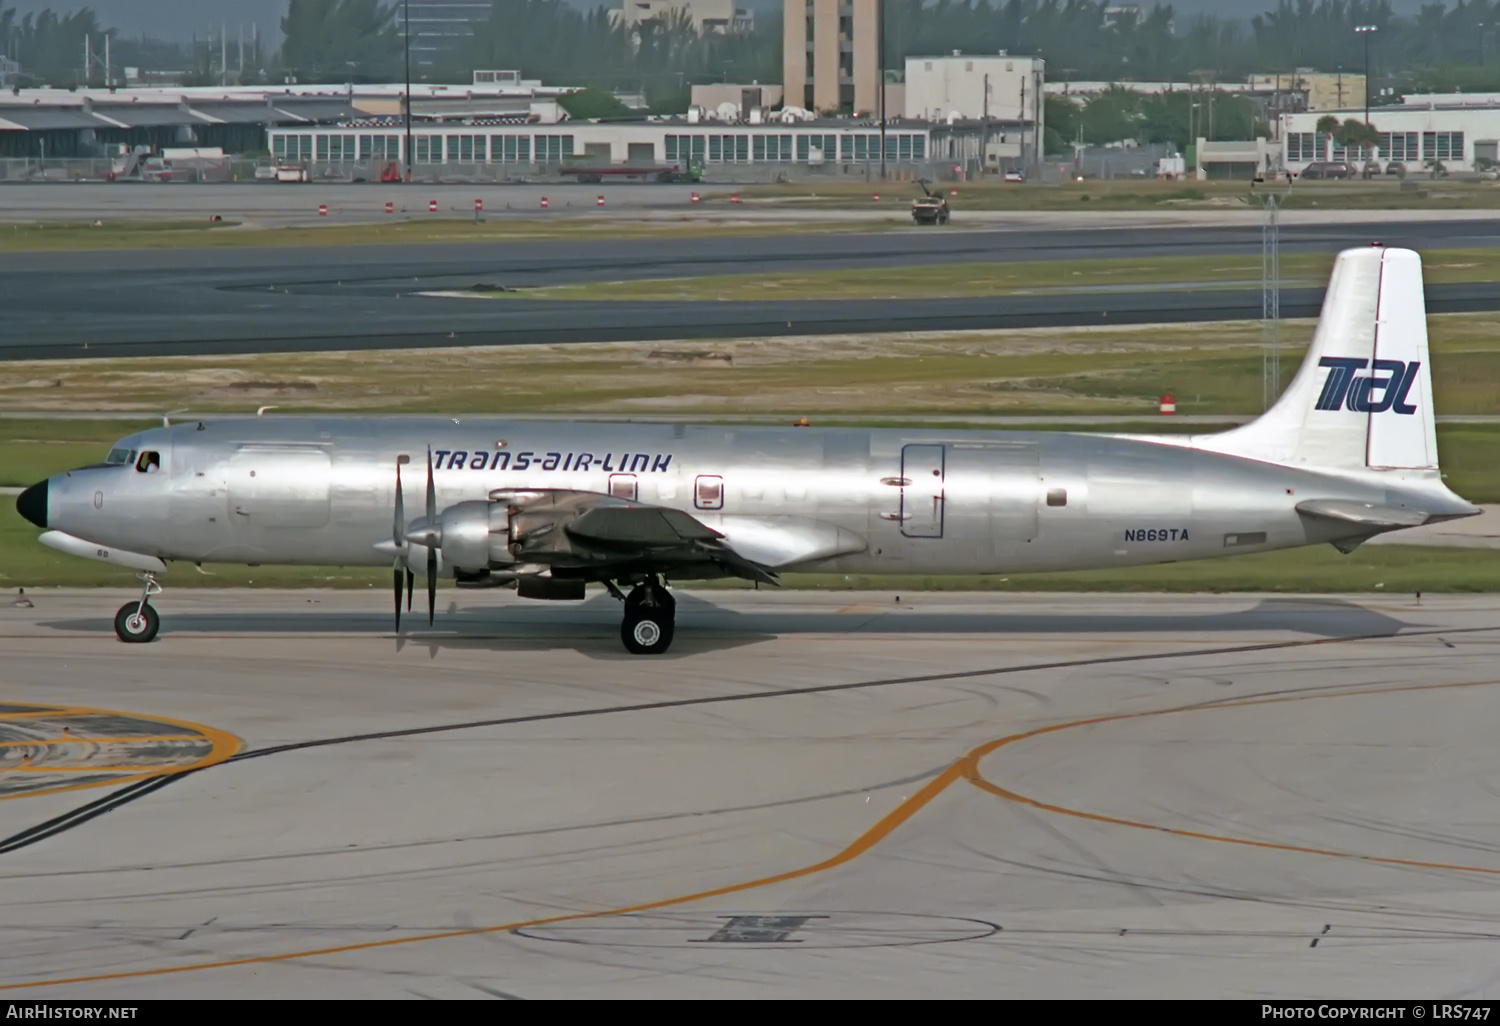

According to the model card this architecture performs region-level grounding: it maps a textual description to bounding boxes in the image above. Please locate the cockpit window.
[135,450,161,474]
[105,447,135,466]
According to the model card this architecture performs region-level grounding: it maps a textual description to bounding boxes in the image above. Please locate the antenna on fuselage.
[162,408,188,426]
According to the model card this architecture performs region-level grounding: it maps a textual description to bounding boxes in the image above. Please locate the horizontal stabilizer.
[1295,499,1433,528]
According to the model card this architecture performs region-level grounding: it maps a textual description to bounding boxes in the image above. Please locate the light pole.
[1355,25,1377,123]
[403,0,413,182]
[878,0,886,181]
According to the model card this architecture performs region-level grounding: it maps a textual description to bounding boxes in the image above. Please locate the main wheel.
[114,602,160,643]
[621,611,673,655]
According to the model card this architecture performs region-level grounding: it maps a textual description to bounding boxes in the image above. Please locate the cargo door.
[900,444,945,538]
[227,446,331,528]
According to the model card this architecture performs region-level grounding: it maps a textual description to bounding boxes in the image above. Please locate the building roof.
[188,101,282,124]
[0,105,104,130]
[89,103,209,128]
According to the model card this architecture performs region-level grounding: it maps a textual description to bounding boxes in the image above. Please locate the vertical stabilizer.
[1197,246,1437,471]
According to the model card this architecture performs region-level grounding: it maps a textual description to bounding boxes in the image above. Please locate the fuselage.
[30,417,1450,577]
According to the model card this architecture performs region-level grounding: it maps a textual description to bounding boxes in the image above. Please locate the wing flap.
[566,505,723,546]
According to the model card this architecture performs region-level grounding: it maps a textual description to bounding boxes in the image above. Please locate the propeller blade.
[393,461,405,545]
[427,545,437,626]
[425,446,436,522]
[392,561,403,632]
[405,567,414,612]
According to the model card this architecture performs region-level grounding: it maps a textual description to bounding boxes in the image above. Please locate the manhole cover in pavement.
[513,911,999,949]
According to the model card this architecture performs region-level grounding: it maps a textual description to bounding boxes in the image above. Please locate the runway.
[3,588,1500,997]
[3,215,1500,359]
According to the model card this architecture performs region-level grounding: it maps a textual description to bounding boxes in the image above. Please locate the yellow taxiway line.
[6,677,1496,991]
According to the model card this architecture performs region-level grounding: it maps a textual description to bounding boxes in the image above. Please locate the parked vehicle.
[911,179,951,224]
[1299,161,1355,180]
[1384,162,1407,178]
[560,159,703,184]
[1002,169,1025,183]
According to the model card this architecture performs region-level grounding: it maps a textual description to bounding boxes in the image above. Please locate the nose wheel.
[114,573,162,643]
[620,580,674,655]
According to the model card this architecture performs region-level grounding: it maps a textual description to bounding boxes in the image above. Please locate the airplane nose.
[15,479,47,528]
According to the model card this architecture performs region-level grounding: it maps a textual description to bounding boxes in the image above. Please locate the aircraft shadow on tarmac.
[37,595,1420,660]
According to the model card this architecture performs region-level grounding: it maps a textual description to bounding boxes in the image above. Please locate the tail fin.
[1199,246,1438,471]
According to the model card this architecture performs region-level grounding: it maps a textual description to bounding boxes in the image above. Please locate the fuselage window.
[106,447,135,465]
[136,450,161,474]
[609,474,638,501]
[695,475,724,510]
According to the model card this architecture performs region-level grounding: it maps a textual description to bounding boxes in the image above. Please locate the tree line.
[8,0,1500,103]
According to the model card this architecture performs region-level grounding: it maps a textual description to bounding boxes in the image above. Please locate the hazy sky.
[8,1,285,42]
[5,0,1437,44]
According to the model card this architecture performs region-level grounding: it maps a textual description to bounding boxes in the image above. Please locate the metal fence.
[0,157,257,183]
[0,156,948,186]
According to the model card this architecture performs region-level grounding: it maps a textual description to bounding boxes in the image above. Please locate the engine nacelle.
[436,500,512,571]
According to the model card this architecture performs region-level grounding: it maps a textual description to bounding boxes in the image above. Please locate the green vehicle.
[561,158,703,184]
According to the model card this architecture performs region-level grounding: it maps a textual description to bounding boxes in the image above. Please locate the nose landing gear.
[114,572,161,643]
[619,579,675,655]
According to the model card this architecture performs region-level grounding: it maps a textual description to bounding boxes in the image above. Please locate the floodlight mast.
[404,0,413,182]
[1355,25,1377,124]
[878,0,886,181]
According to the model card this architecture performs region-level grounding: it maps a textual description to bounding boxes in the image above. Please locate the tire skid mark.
[2,624,1496,990]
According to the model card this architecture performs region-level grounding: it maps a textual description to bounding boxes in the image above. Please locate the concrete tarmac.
[5,215,1500,360]
[3,588,1500,997]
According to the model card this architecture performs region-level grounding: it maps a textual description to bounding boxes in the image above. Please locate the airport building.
[0,71,1017,178]
[903,53,1044,170]
[0,79,572,160]
[1046,72,1366,116]
[267,118,945,176]
[1279,97,1500,174]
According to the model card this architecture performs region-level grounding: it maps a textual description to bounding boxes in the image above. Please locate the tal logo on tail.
[1315,357,1421,414]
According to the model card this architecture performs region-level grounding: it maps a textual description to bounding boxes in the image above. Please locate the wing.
[498,489,778,584]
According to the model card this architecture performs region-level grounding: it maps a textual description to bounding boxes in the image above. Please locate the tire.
[114,602,160,643]
[621,611,673,654]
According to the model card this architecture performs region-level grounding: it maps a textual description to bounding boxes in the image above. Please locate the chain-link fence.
[0,156,949,186]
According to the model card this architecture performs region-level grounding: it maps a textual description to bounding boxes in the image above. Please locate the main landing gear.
[619,579,675,655]
[114,572,161,643]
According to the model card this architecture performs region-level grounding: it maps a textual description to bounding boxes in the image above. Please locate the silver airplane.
[14,246,1478,654]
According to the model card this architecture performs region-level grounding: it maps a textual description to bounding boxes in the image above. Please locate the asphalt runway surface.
[2,588,1499,997]
[2,213,1500,360]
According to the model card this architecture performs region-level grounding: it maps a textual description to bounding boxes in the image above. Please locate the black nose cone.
[15,480,46,528]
